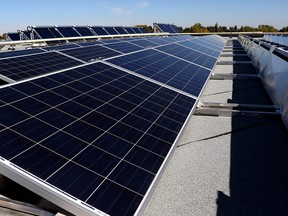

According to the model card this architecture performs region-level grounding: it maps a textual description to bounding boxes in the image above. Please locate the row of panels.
[0,35,225,93]
[154,23,180,33]
[7,26,148,41]
[0,62,197,216]
[0,35,226,215]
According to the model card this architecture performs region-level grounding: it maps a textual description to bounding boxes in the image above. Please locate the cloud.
[110,7,131,15]
[137,1,150,9]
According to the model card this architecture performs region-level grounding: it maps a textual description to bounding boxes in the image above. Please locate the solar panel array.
[7,31,30,41]
[7,26,148,41]
[0,34,225,216]
[154,23,180,33]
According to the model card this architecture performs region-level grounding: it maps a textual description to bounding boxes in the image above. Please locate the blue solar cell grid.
[91,26,109,35]
[56,27,81,37]
[131,28,142,34]
[0,52,82,81]
[156,43,217,69]
[7,33,20,41]
[0,49,46,59]
[114,27,128,34]
[0,34,226,215]
[102,42,143,53]
[0,62,196,215]
[74,27,95,36]
[60,45,122,62]
[104,27,119,35]
[107,49,211,97]
[42,44,80,51]
[138,27,147,33]
[33,27,62,39]
[124,27,136,34]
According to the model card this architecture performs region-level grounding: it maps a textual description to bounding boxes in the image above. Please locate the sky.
[0,0,287,34]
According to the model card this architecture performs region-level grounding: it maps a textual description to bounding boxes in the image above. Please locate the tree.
[0,34,6,40]
[258,25,278,32]
[218,26,228,32]
[182,27,191,33]
[191,23,209,33]
[242,26,255,32]
[215,22,218,32]
[142,25,153,33]
[279,26,288,32]
[206,26,216,32]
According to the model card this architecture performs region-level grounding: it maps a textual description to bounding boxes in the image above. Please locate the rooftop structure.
[153,23,180,34]
[0,31,288,216]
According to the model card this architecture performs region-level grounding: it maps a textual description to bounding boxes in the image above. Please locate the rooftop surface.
[1,38,288,216]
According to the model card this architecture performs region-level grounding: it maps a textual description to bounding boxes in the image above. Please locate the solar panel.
[0,52,82,81]
[56,27,81,37]
[0,62,196,216]
[156,43,217,69]
[22,31,31,40]
[77,41,104,47]
[103,27,119,35]
[33,27,62,39]
[90,26,109,35]
[124,27,136,34]
[178,40,221,58]
[60,45,122,62]
[0,49,46,59]
[144,37,172,45]
[7,32,20,41]
[170,25,180,33]
[131,27,142,34]
[100,39,121,44]
[138,27,147,33]
[127,39,159,48]
[193,37,225,51]
[102,42,143,53]
[155,23,180,33]
[74,26,95,36]
[114,27,128,34]
[157,24,170,33]
[42,43,81,51]
[107,49,211,97]
[0,34,225,216]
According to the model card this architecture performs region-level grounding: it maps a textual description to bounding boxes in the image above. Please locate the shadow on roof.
[216,44,288,215]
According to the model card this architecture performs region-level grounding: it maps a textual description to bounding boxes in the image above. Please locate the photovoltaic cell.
[56,27,80,37]
[7,32,20,41]
[145,37,171,45]
[131,27,142,34]
[60,45,122,62]
[114,27,128,34]
[127,39,159,48]
[0,52,82,81]
[104,27,119,35]
[0,35,226,216]
[0,62,196,215]
[33,27,62,39]
[178,40,221,58]
[91,26,108,35]
[0,49,46,59]
[107,49,211,96]
[102,42,143,53]
[156,43,217,69]
[77,41,104,47]
[124,27,136,34]
[74,26,95,36]
[42,44,80,51]
[138,27,147,33]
